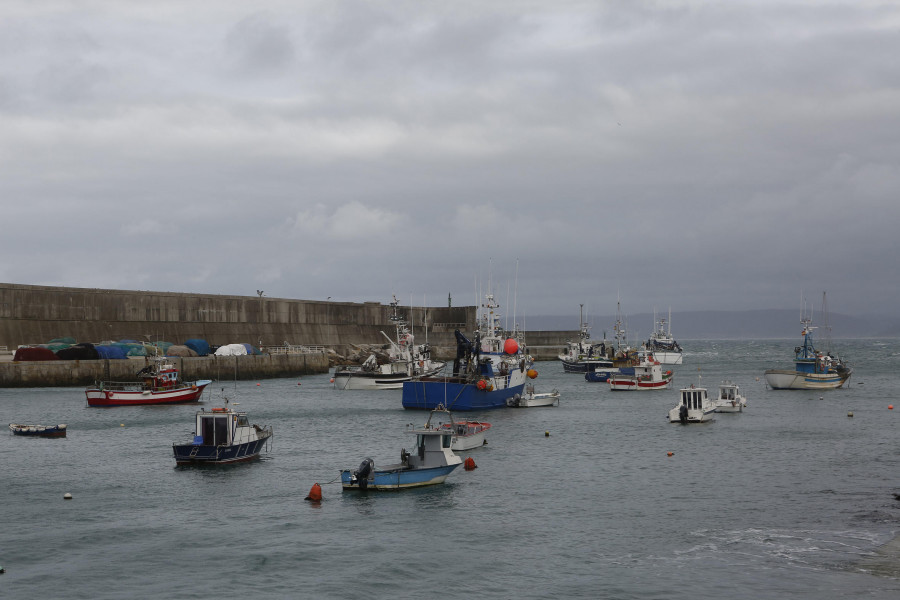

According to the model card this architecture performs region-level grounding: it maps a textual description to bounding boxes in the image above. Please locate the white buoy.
[63,493,73,500]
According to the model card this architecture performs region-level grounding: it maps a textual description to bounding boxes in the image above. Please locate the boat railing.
[92,381,148,391]
[264,344,327,355]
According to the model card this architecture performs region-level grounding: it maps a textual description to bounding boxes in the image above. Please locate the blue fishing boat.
[172,406,272,465]
[764,293,851,390]
[401,294,534,411]
[340,406,463,490]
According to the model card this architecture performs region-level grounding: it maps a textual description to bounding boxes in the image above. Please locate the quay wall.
[0,283,576,386]
[0,353,330,388]
[0,283,474,353]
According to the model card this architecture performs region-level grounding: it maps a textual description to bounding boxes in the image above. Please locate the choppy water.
[2,339,900,599]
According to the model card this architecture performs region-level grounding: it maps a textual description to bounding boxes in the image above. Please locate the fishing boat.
[9,423,67,437]
[340,405,463,490]
[646,308,683,365]
[668,384,716,423]
[401,294,533,411]
[764,293,851,390]
[608,350,673,391]
[441,419,491,450]
[506,384,560,407]
[558,305,614,373]
[172,405,272,465]
[85,358,212,407]
[332,296,445,390]
[713,380,747,413]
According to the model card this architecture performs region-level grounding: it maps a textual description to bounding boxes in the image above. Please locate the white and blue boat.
[172,405,273,465]
[401,294,534,411]
[340,406,463,490]
[764,294,851,390]
[558,305,614,373]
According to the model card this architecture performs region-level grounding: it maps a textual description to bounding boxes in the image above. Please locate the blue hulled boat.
[172,406,272,465]
[341,406,463,490]
[764,294,851,390]
[401,294,534,411]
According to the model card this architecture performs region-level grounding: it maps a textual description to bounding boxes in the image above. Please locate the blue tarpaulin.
[184,339,210,356]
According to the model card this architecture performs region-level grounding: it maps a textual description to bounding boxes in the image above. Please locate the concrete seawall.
[0,353,330,388]
[0,282,576,386]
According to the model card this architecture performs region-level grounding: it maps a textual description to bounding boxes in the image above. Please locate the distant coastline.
[524,309,900,339]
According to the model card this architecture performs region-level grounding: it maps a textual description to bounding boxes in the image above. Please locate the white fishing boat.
[713,380,747,413]
[333,296,445,390]
[441,419,491,450]
[506,384,560,407]
[668,384,716,423]
[646,308,683,365]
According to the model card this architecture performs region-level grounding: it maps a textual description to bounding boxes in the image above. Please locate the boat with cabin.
[332,296,445,390]
[608,350,673,391]
[86,358,211,407]
[668,384,716,423]
[506,384,560,407]
[646,308,683,365]
[713,380,747,413]
[172,405,273,465]
[558,305,614,373]
[9,423,67,437]
[401,294,533,411]
[764,293,851,390]
[441,419,491,450]
[340,405,463,490]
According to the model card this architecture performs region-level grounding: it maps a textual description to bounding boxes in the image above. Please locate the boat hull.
[508,391,559,407]
[86,380,212,407]
[401,377,526,411]
[332,366,443,391]
[668,408,715,423]
[340,464,460,490]
[173,435,271,465]
[9,424,67,437]
[764,369,850,390]
[560,358,612,373]
[652,351,683,365]
[608,374,673,391]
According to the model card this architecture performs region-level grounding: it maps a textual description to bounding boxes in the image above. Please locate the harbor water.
[2,339,899,599]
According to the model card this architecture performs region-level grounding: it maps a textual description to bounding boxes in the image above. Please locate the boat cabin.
[193,408,252,447]
[719,383,739,401]
[680,386,708,410]
[144,365,179,389]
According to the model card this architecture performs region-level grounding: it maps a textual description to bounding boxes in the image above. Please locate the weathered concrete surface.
[0,353,329,388]
[0,283,473,351]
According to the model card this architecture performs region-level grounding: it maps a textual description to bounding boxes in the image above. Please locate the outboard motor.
[679,404,688,425]
[356,458,374,490]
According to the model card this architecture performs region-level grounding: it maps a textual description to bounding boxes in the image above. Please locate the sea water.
[2,339,899,599]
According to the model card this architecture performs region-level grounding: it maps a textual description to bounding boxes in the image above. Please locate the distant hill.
[524,310,900,339]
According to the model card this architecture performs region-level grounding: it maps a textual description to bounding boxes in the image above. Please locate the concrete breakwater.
[0,282,574,386]
[0,353,329,388]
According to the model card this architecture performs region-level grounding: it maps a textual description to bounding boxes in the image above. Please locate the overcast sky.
[2,1,898,320]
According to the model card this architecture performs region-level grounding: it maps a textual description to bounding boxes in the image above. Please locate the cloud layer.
[2,1,898,318]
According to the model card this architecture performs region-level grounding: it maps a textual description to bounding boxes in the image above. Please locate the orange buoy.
[305,483,323,502]
[890,405,894,410]
[667,451,674,457]
[476,379,487,390]
[527,369,538,379]
[256,383,261,386]
[504,338,519,355]
[330,377,335,383]
[464,457,477,470]
[297,382,302,386]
